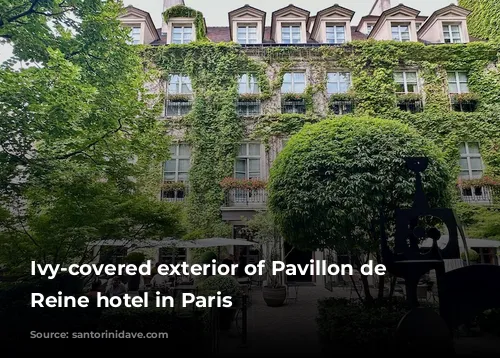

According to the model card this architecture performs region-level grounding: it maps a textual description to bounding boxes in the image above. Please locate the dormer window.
[130,26,141,45]
[172,25,192,44]
[391,23,410,42]
[237,24,258,44]
[326,24,346,44]
[443,24,462,43]
[366,23,375,34]
[282,24,301,44]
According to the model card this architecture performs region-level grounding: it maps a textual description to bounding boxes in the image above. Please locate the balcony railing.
[458,185,495,205]
[162,185,189,203]
[223,188,267,208]
[165,100,193,117]
[282,99,306,114]
[330,100,355,115]
[236,101,261,117]
[397,99,423,113]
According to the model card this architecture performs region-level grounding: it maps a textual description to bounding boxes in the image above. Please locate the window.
[447,72,468,94]
[172,25,192,44]
[168,74,192,94]
[459,142,483,180]
[443,24,462,43]
[130,26,141,45]
[164,144,191,182]
[235,143,261,179]
[281,72,306,93]
[237,25,258,44]
[326,25,346,44]
[391,24,410,42]
[238,74,259,94]
[327,72,351,94]
[394,71,418,93]
[281,25,301,44]
[99,246,127,265]
[366,23,375,35]
[415,22,422,31]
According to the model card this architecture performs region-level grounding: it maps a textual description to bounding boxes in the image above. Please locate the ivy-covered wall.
[147,9,500,238]
[459,0,500,41]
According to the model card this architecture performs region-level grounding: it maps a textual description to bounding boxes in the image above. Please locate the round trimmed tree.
[268,117,452,300]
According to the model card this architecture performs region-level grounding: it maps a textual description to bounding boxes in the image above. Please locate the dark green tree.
[0,1,181,273]
[268,116,452,301]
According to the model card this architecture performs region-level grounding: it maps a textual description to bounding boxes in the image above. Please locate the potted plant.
[460,249,480,265]
[125,252,146,291]
[243,211,290,307]
[197,275,243,330]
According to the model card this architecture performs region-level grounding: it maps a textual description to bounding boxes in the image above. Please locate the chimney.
[162,0,185,33]
[369,0,391,16]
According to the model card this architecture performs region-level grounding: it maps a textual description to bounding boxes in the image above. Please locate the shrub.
[460,249,480,262]
[317,297,438,353]
[197,275,242,297]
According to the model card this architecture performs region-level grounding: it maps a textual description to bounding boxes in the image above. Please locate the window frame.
[281,24,302,44]
[164,143,191,183]
[235,143,261,180]
[167,74,192,95]
[237,24,258,44]
[391,23,411,42]
[281,71,306,93]
[130,26,141,45]
[394,71,419,94]
[238,73,260,94]
[172,25,193,44]
[447,71,469,94]
[327,71,351,94]
[459,142,483,180]
[326,24,346,44]
[442,23,462,44]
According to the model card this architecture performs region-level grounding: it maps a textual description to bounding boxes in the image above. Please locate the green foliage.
[162,5,207,41]
[149,42,270,237]
[460,248,480,261]
[268,116,452,252]
[146,38,500,240]
[459,0,500,41]
[0,1,181,272]
[200,251,217,264]
[317,297,437,353]
[455,203,500,240]
[125,252,146,264]
[197,274,242,296]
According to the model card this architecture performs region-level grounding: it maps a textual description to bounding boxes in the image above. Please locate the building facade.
[117,0,500,286]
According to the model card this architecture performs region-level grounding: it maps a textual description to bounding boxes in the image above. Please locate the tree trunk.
[354,256,373,303]
[376,252,385,299]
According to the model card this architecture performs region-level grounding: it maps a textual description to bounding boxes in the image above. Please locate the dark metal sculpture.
[381,157,462,310]
[381,156,500,343]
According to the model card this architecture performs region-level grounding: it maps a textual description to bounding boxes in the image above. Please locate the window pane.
[468,142,480,154]
[447,73,457,82]
[293,72,305,82]
[249,143,260,155]
[178,159,190,172]
[394,72,404,82]
[406,72,417,82]
[328,82,339,94]
[460,82,469,93]
[459,158,469,170]
[448,83,458,93]
[238,144,247,156]
[294,82,305,93]
[458,73,468,82]
[395,83,406,92]
[165,160,176,172]
[235,159,246,172]
[249,159,260,172]
[164,172,176,181]
[470,158,482,170]
[178,173,188,181]
[169,145,177,156]
[459,143,467,154]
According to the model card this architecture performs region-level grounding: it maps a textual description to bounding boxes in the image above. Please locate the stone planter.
[262,286,287,307]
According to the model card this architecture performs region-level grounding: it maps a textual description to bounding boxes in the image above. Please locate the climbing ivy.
[162,5,207,41]
[459,0,500,41]
[146,35,500,237]
[147,43,270,237]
